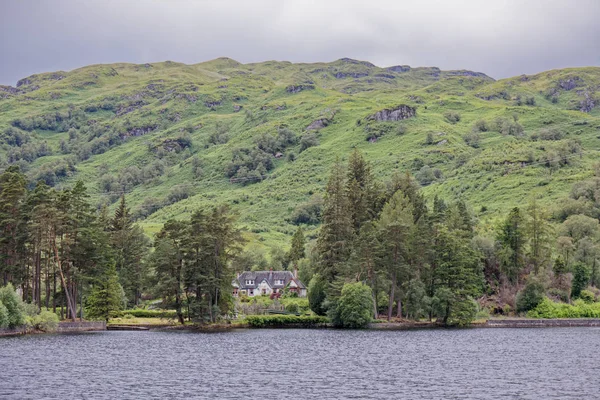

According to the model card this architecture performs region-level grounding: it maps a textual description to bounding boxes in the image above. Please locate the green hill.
[1,58,599,248]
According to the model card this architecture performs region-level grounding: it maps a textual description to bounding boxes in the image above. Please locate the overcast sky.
[1,0,599,85]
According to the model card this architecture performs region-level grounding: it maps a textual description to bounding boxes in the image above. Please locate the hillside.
[1,57,600,248]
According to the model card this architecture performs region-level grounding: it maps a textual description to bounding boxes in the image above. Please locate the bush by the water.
[528,297,600,318]
[516,280,545,312]
[245,314,329,327]
[28,309,59,332]
[0,284,25,328]
[330,282,374,329]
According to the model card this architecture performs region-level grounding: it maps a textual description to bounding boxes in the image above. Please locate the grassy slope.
[1,58,599,249]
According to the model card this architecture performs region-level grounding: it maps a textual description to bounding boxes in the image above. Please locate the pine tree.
[0,166,27,286]
[317,158,353,283]
[287,227,305,269]
[526,200,553,274]
[86,263,123,322]
[346,149,376,234]
[497,207,526,283]
[376,191,414,320]
[110,195,149,305]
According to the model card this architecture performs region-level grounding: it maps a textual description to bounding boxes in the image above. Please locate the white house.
[233,270,307,297]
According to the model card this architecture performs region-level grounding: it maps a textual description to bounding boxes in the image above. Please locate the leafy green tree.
[86,264,123,322]
[308,274,328,316]
[0,283,25,328]
[331,282,373,328]
[572,263,591,299]
[516,280,546,312]
[0,300,8,328]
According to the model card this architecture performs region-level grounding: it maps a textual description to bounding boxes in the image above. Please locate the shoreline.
[5,318,600,337]
[110,318,600,332]
[0,321,106,337]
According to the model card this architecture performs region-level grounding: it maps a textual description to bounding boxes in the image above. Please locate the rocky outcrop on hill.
[368,105,416,121]
[286,84,315,93]
[387,65,411,73]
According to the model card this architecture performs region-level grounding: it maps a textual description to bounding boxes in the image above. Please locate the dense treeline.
[0,166,149,320]
[301,149,600,326]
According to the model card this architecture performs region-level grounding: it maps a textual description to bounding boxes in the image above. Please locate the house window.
[245,280,254,285]
[262,289,266,295]
[275,279,284,285]
[249,289,254,296]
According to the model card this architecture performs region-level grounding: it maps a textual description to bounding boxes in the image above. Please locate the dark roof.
[235,270,306,290]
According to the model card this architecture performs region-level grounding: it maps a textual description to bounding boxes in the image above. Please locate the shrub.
[299,132,319,152]
[245,315,328,327]
[0,284,25,328]
[444,111,461,124]
[447,297,478,326]
[0,301,8,328]
[290,196,323,225]
[579,289,595,304]
[528,297,600,318]
[516,280,545,312]
[30,309,59,332]
[464,131,481,148]
[331,282,373,329]
[473,119,488,132]
[280,297,310,314]
[308,274,328,316]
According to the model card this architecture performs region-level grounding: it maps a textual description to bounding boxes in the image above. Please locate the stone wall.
[57,321,106,332]
[0,321,106,337]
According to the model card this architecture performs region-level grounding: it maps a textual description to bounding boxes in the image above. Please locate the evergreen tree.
[571,263,590,299]
[287,227,305,269]
[0,166,27,286]
[86,264,123,322]
[317,158,353,283]
[376,191,414,320]
[110,195,150,305]
[346,149,376,234]
[526,200,553,274]
[497,207,526,283]
[431,225,482,326]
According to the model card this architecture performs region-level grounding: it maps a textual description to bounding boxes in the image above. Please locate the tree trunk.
[51,238,77,320]
[387,269,396,321]
[397,297,402,319]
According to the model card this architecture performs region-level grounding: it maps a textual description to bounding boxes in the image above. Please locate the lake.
[1,327,599,399]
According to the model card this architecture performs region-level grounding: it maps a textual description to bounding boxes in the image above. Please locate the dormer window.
[275,279,284,285]
[245,279,255,285]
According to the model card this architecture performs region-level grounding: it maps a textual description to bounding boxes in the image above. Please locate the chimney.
[269,268,273,281]
[293,266,298,279]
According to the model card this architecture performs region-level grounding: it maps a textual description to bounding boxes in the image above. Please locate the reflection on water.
[1,328,600,399]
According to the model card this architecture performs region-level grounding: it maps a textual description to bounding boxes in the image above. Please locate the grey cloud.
[1,0,599,85]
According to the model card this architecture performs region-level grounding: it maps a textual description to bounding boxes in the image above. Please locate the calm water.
[1,327,600,399]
